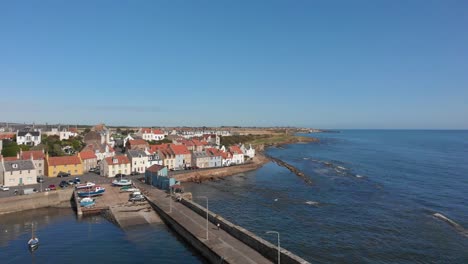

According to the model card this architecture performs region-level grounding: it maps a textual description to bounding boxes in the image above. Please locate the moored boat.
[122,188,140,192]
[77,186,106,197]
[112,179,132,186]
[75,182,96,189]
[80,197,96,207]
[28,224,39,251]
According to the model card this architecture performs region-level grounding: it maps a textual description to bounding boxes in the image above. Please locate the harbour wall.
[0,189,74,215]
[145,199,225,263]
[180,198,309,264]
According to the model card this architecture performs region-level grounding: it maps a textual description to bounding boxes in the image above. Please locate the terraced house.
[0,157,37,187]
[45,154,83,177]
[100,155,131,177]
[127,149,148,174]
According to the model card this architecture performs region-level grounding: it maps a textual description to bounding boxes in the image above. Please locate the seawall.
[180,198,309,264]
[0,189,74,215]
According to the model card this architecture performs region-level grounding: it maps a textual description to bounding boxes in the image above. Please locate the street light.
[169,187,172,213]
[266,231,280,264]
[196,196,209,240]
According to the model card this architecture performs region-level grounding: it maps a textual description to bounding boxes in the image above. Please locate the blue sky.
[1,0,467,128]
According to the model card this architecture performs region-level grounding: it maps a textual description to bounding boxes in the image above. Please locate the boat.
[112,179,132,186]
[80,197,96,207]
[28,224,39,251]
[122,188,140,192]
[75,182,96,189]
[120,185,131,190]
[77,186,106,197]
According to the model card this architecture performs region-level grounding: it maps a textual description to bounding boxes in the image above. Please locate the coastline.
[178,135,318,183]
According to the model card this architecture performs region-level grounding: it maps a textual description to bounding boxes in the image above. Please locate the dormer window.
[12,164,18,169]
[113,158,118,164]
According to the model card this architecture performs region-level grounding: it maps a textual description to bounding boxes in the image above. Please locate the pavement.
[134,181,272,264]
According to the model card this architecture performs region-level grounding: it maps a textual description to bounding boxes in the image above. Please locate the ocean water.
[185,130,468,263]
[1,130,467,263]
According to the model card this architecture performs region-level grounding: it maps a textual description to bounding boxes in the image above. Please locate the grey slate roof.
[3,160,35,172]
[17,131,40,137]
[192,151,208,158]
[127,149,147,158]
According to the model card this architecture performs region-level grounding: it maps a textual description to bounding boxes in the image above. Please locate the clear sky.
[1,0,467,129]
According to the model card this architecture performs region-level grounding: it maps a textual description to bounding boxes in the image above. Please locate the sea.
[1,130,467,263]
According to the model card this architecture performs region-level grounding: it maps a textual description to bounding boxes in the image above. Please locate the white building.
[16,129,41,146]
[0,157,37,187]
[123,134,134,147]
[59,128,78,141]
[145,148,163,167]
[126,149,149,174]
[229,146,245,165]
[137,128,165,141]
[240,144,255,159]
[100,156,131,178]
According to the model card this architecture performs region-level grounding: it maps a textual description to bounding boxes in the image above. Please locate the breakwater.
[433,213,468,237]
[0,189,74,215]
[266,155,313,185]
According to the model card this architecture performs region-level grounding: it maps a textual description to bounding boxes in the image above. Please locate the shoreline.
[178,135,318,183]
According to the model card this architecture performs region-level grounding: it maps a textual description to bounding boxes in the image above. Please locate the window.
[27,177,32,181]
[75,170,77,173]
[20,170,22,174]
[28,170,30,173]
[39,170,42,174]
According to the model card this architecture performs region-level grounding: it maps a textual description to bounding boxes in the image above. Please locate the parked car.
[129,194,145,202]
[57,172,71,177]
[115,173,126,178]
[59,181,69,188]
[0,185,10,191]
[74,177,81,184]
[36,176,44,183]
[68,179,75,185]
[48,184,57,191]
[130,171,140,176]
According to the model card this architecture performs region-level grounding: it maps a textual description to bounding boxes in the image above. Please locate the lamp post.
[196,196,209,240]
[169,187,172,213]
[266,231,280,264]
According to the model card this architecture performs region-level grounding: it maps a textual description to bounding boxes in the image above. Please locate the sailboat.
[28,223,39,251]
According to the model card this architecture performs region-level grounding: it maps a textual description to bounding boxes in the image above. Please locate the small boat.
[80,197,96,207]
[77,186,106,197]
[75,182,96,189]
[120,185,131,190]
[122,188,140,192]
[112,179,132,186]
[28,224,39,251]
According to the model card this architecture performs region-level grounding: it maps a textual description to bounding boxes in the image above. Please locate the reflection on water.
[0,208,204,264]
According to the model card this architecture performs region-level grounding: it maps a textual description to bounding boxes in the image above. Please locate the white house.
[59,128,78,141]
[126,149,149,174]
[145,148,163,167]
[229,145,245,165]
[100,156,131,178]
[0,157,37,187]
[82,143,115,161]
[16,129,41,146]
[240,144,255,159]
[137,128,165,141]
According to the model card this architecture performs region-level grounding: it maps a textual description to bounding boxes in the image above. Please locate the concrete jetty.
[74,183,161,227]
[133,181,309,264]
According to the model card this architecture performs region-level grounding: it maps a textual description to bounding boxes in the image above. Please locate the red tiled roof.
[79,151,97,160]
[104,155,130,165]
[0,133,15,140]
[69,127,78,133]
[141,128,152,133]
[170,144,190,155]
[152,129,164,134]
[141,128,164,134]
[129,139,148,146]
[229,146,243,155]
[21,150,45,160]
[2,156,19,161]
[147,164,166,173]
[47,155,82,166]
[206,148,222,157]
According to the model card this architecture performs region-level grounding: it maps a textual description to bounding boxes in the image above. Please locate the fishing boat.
[120,185,131,191]
[80,197,96,207]
[28,224,39,251]
[75,182,96,189]
[112,179,132,186]
[77,186,106,197]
